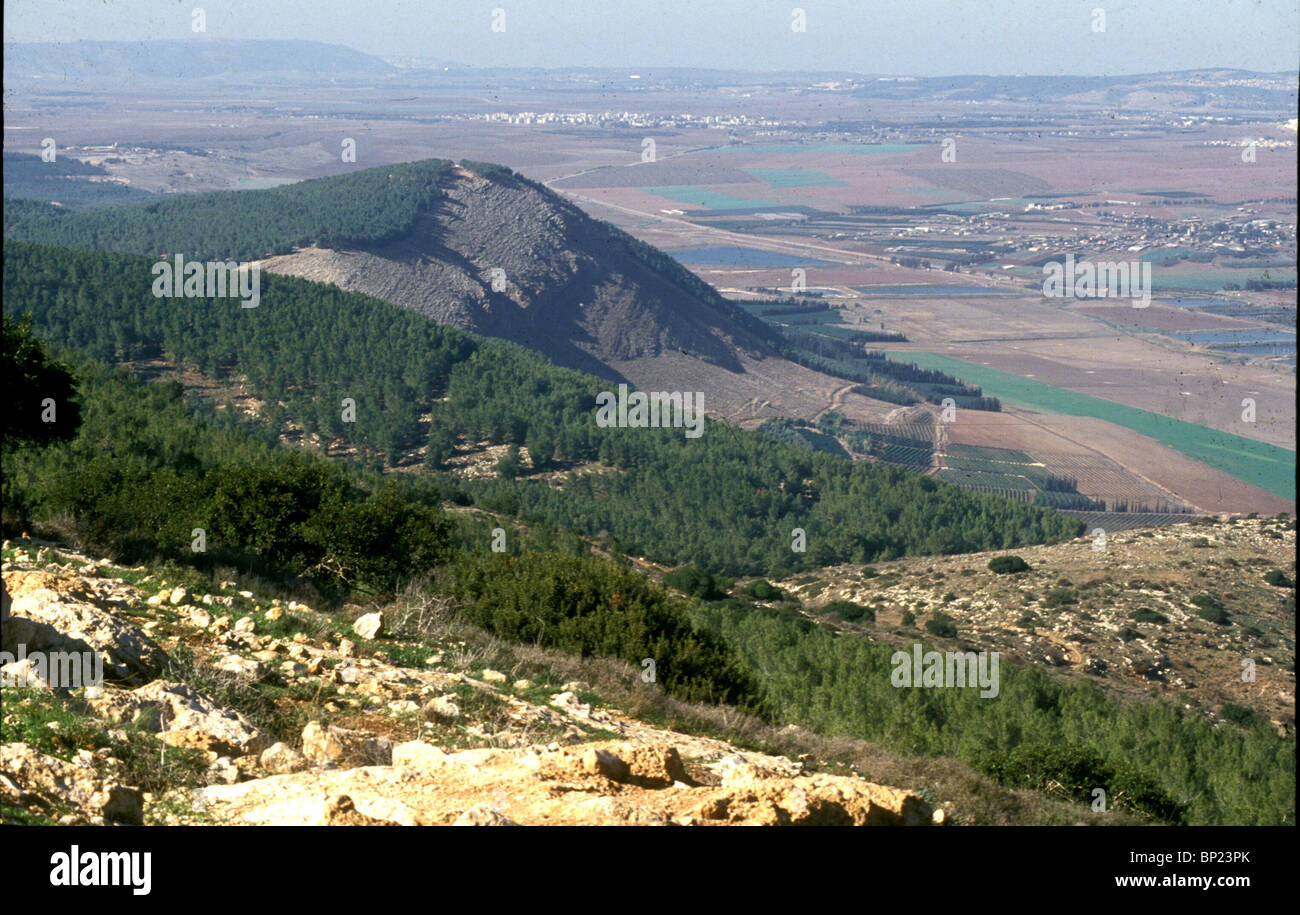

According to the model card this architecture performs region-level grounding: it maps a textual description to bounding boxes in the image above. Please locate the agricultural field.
[7,62,1293,525]
[888,352,1295,502]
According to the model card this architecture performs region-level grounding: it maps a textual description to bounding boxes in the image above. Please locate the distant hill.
[2,152,153,208]
[2,39,395,84]
[2,158,994,415]
[2,158,777,381]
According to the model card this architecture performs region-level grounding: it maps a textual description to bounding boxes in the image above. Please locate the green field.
[643,186,773,209]
[744,169,848,188]
[887,352,1296,500]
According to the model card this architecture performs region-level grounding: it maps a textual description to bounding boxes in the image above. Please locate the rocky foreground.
[0,541,937,826]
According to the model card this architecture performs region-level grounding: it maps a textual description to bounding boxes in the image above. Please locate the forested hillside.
[690,598,1294,826]
[2,152,154,208]
[0,340,759,711]
[4,159,994,409]
[3,330,1288,825]
[4,159,454,260]
[5,242,1082,576]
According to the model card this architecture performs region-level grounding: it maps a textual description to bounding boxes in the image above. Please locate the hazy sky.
[5,0,1298,75]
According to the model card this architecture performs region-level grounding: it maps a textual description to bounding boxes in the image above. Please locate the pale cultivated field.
[949,408,1294,516]
[882,295,1295,451]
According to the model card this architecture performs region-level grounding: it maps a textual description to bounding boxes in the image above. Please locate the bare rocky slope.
[259,166,768,380]
[0,540,942,827]
[258,165,869,423]
[778,516,1296,731]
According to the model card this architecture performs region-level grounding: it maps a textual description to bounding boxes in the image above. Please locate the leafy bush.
[989,555,1031,574]
[447,551,764,711]
[1191,593,1224,612]
[1191,594,1231,624]
[1220,703,1266,728]
[900,610,916,627]
[975,743,1186,824]
[924,612,958,638]
[1129,608,1168,624]
[743,579,782,601]
[2,315,81,446]
[1043,587,1078,609]
[1196,605,1231,625]
[823,600,874,623]
[1264,570,1293,588]
[663,564,726,601]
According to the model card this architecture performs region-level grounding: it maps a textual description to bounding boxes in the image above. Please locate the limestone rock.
[259,742,308,774]
[582,747,630,781]
[320,794,400,826]
[455,804,516,826]
[392,740,448,771]
[1,657,53,689]
[421,695,461,723]
[0,742,142,825]
[353,612,383,640]
[1,579,167,684]
[128,680,268,756]
[300,721,392,768]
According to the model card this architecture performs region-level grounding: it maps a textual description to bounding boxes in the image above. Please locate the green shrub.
[663,564,726,601]
[447,551,765,711]
[975,743,1186,824]
[1129,608,1168,624]
[989,555,1031,574]
[743,579,782,601]
[1196,605,1231,625]
[1221,703,1265,728]
[823,600,875,623]
[1264,570,1293,588]
[1043,587,1077,609]
[924,612,958,638]
[900,610,916,627]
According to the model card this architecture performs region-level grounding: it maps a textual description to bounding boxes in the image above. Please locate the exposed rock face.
[2,542,938,828]
[0,743,143,825]
[455,804,517,826]
[259,169,773,382]
[89,680,269,757]
[391,740,447,771]
[301,721,393,769]
[2,570,167,684]
[260,742,309,775]
[352,612,383,641]
[193,739,932,827]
